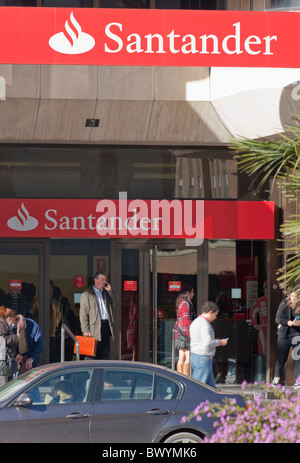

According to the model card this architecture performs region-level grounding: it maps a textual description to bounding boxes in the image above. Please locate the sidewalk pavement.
[217,383,297,402]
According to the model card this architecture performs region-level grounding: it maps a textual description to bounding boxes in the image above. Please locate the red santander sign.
[73,275,85,288]
[0,8,298,67]
[169,281,181,292]
[0,197,274,240]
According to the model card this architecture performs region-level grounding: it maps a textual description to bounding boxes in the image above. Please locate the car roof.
[28,361,245,400]
[33,360,176,373]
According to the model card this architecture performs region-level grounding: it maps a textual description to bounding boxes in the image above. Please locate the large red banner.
[0,8,298,67]
[0,198,274,240]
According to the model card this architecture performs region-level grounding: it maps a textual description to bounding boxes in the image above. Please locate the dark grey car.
[0,360,245,443]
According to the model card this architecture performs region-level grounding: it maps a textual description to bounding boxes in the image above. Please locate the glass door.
[150,246,198,366]
[49,238,111,362]
[114,242,147,362]
[0,240,49,362]
[114,241,199,365]
[120,248,140,361]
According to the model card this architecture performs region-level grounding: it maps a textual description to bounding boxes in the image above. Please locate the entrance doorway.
[150,246,198,367]
[113,240,201,365]
[0,239,49,363]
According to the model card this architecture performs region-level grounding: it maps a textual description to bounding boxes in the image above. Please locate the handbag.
[74,335,97,357]
[0,336,18,377]
[175,333,190,350]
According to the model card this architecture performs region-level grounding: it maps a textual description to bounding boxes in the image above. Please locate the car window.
[101,369,154,402]
[154,375,180,400]
[0,370,45,402]
[26,368,93,405]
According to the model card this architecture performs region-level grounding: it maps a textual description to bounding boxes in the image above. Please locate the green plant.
[230,120,300,297]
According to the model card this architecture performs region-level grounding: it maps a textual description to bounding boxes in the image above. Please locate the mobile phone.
[296,316,300,321]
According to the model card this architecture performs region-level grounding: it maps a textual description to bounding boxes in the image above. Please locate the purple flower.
[182,383,300,443]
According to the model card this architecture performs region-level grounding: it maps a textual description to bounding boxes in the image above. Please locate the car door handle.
[66,412,90,419]
[147,408,169,415]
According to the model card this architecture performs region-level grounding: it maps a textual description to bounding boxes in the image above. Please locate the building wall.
[1,63,300,145]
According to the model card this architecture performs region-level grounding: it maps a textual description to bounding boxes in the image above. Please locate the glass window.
[0,147,176,199]
[154,375,180,399]
[0,1,36,5]
[270,0,300,9]
[175,155,238,199]
[49,238,110,363]
[150,247,197,366]
[101,368,154,401]
[121,249,139,361]
[26,368,94,405]
[155,0,181,8]
[0,369,46,402]
[0,246,39,319]
[2,0,298,9]
[155,0,224,9]
[0,146,267,200]
[208,239,267,384]
[99,0,149,7]
[42,0,93,6]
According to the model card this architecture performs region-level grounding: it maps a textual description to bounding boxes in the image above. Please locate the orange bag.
[74,335,97,357]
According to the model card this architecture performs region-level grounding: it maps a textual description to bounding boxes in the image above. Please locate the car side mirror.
[14,393,33,407]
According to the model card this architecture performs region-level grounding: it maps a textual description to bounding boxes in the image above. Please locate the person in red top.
[175,285,195,375]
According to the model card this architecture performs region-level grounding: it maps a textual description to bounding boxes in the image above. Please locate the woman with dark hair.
[0,306,20,386]
[174,285,195,375]
[51,380,75,404]
[272,289,300,389]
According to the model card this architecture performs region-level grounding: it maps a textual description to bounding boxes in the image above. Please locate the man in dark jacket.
[80,272,117,360]
[15,314,45,372]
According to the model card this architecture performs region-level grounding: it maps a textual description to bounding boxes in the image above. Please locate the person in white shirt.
[190,301,228,388]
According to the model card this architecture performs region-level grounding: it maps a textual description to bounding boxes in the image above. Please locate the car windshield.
[0,369,48,402]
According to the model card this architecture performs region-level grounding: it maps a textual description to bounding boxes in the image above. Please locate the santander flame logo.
[7,203,39,232]
[49,12,95,55]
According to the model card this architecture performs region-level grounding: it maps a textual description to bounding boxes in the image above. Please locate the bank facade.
[0,0,299,385]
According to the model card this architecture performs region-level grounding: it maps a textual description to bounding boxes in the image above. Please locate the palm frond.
[230,120,300,194]
[277,255,300,298]
[231,116,300,297]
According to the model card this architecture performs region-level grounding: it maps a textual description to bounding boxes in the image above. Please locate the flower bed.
[183,380,300,443]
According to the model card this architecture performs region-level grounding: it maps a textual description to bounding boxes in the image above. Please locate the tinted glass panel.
[154,375,180,399]
[150,247,197,366]
[209,239,267,384]
[49,238,110,362]
[0,246,39,319]
[121,249,139,361]
[99,0,148,7]
[0,147,176,199]
[42,0,93,6]
[0,146,266,200]
[102,368,154,401]
[0,1,36,5]
[27,368,93,405]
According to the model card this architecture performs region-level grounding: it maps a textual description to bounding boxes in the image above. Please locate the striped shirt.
[93,286,108,320]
